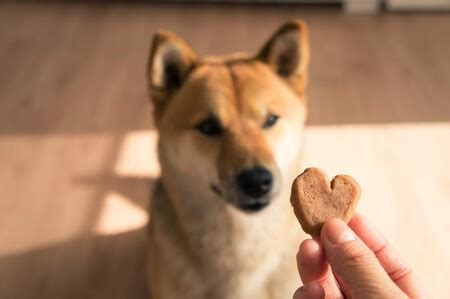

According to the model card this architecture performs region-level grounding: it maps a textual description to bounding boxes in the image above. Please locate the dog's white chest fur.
[148,183,302,299]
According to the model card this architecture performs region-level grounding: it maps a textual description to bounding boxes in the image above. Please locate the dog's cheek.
[161,132,219,184]
[271,120,305,181]
[185,134,222,186]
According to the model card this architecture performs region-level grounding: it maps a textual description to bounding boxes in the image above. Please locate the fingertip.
[321,218,344,237]
[321,218,355,246]
[348,213,367,229]
[299,238,322,257]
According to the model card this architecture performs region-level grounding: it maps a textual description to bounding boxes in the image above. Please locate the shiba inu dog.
[146,20,310,299]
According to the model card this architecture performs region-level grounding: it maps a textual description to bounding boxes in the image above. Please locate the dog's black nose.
[236,167,273,198]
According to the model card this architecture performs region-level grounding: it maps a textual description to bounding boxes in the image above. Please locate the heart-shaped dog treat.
[290,167,360,236]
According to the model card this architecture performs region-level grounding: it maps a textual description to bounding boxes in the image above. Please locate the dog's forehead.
[227,62,282,101]
[171,59,300,129]
[184,64,234,114]
[189,61,285,113]
[171,64,234,125]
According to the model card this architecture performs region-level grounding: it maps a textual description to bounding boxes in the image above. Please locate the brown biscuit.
[290,167,360,236]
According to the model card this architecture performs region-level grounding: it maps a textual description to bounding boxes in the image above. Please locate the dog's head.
[147,21,309,213]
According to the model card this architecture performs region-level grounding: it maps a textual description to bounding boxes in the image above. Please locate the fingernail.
[323,218,355,245]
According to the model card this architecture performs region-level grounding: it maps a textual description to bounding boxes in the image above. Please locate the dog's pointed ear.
[257,20,310,89]
[147,31,197,108]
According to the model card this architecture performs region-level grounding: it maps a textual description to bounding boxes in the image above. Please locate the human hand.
[293,214,426,299]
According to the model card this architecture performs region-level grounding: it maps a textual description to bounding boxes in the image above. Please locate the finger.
[349,214,427,298]
[297,239,344,298]
[321,218,406,298]
[297,239,328,283]
[333,271,352,298]
[317,271,344,299]
[293,282,324,299]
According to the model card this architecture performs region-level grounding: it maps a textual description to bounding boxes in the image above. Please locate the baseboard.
[344,0,379,13]
[386,0,450,10]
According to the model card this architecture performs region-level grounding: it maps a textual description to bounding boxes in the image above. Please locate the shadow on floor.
[0,228,149,299]
[75,174,157,211]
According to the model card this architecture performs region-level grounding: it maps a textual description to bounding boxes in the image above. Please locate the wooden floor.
[0,3,449,298]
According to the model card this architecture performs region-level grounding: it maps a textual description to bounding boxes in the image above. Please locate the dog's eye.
[195,117,223,137]
[262,113,279,129]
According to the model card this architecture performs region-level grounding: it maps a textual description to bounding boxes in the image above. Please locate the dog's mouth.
[210,184,222,196]
[210,183,271,213]
[235,200,270,212]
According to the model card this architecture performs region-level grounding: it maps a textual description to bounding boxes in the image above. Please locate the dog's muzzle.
[234,166,273,212]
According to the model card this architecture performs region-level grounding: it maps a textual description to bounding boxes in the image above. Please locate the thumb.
[320,219,406,299]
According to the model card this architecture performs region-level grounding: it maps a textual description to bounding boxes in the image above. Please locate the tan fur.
[147,20,310,299]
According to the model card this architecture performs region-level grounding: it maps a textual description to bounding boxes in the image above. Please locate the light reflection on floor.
[94,191,149,235]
